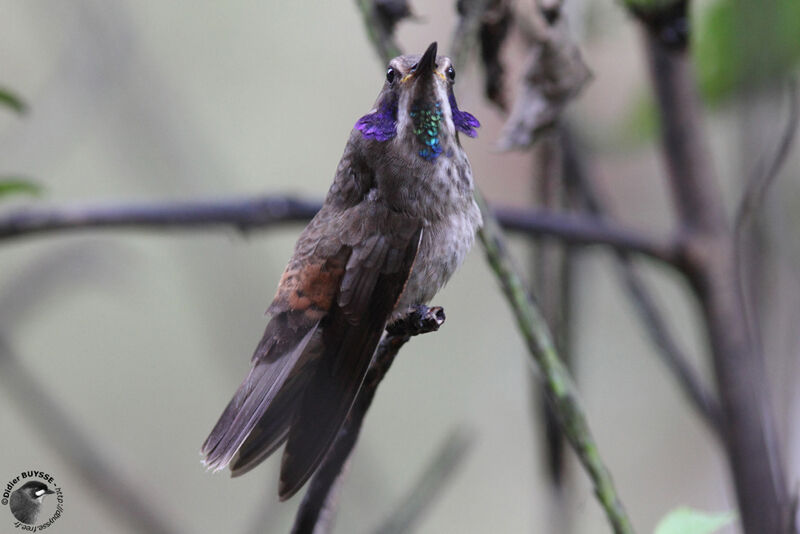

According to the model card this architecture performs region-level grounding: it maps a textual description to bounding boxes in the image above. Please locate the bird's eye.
[446,65,456,82]
[386,67,396,84]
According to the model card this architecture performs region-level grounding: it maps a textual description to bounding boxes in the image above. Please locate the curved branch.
[0,196,677,264]
[0,196,320,239]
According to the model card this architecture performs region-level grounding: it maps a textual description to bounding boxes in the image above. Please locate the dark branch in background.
[476,0,512,110]
[530,134,573,491]
[291,306,447,534]
[0,197,678,265]
[372,427,473,534]
[527,0,580,496]
[374,0,415,35]
[355,0,403,63]
[451,0,494,71]
[561,126,724,437]
[632,0,795,530]
[497,206,677,264]
[0,196,319,239]
[0,336,179,534]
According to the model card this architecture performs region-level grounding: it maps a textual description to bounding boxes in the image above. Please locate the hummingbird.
[9,481,55,525]
[201,42,482,500]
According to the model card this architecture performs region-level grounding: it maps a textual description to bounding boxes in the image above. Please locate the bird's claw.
[386,305,445,337]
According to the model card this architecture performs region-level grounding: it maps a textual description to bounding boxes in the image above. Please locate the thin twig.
[734,79,799,232]
[372,427,474,534]
[530,134,572,490]
[290,306,447,534]
[0,197,677,265]
[734,79,799,354]
[0,335,180,534]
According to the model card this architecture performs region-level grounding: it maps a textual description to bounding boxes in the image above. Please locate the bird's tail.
[201,320,320,472]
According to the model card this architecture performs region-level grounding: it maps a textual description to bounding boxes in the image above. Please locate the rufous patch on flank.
[274,253,348,315]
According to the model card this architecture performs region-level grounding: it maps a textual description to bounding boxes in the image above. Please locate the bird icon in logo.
[9,481,54,525]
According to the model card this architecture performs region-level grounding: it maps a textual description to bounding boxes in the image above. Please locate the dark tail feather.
[278,304,389,499]
[201,323,319,472]
[230,352,318,477]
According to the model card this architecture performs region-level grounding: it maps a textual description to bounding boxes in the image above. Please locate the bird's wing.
[202,141,375,476]
[201,225,350,472]
[278,215,423,499]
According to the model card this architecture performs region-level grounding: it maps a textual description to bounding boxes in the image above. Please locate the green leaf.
[693,0,800,103]
[654,507,735,534]
[0,87,27,114]
[0,178,42,199]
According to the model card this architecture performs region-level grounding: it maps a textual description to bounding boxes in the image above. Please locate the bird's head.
[16,481,54,503]
[355,42,480,161]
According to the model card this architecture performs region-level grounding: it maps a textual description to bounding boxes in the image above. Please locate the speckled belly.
[392,200,481,319]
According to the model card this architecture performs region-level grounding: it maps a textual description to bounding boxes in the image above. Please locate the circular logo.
[2,470,64,530]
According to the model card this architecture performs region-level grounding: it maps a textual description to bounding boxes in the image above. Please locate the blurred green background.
[0,1,798,533]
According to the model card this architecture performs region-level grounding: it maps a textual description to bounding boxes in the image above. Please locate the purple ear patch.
[355,98,398,141]
[449,93,480,138]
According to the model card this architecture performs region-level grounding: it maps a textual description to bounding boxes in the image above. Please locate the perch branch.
[291,306,447,534]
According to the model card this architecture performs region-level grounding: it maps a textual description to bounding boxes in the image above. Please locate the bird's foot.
[386,305,445,337]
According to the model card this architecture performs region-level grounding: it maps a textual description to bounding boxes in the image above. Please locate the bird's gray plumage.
[201,42,481,500]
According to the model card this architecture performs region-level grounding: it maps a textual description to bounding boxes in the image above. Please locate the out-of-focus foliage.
[653,507,735,534]
[622,0,682,10]
[0,86,27,114]
[693,0,800,103]
[618,92,659,147]
[0,87,38,199]
[618,0,800,143]
[0,178,41,200]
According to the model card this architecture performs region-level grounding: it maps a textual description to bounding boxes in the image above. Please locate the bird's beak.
[45,488,55,495]
[414,42,438,80]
